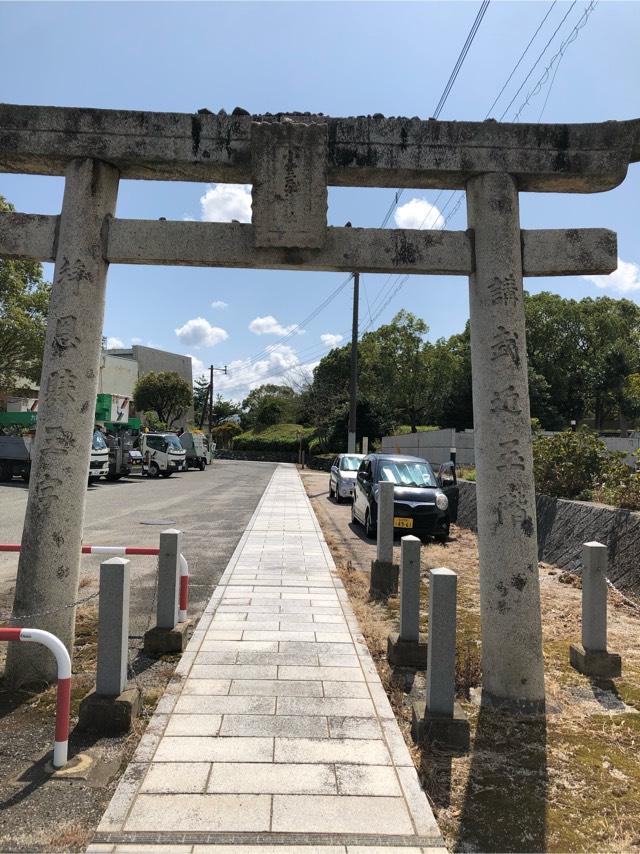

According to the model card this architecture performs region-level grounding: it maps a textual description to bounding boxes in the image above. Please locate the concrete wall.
[384,428,640,468]
[456,479,640,596]
[99,353,138,398]
[381,429,475,466]
[108,346,194,428]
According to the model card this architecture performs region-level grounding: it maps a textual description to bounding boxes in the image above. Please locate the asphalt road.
[0,459,278,634]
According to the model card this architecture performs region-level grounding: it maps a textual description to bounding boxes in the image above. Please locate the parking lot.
[0,459,277,636]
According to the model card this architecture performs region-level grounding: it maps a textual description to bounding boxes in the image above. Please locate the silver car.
[329,453,365,503]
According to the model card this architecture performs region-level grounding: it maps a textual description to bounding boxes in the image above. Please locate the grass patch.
[233,423,315,453]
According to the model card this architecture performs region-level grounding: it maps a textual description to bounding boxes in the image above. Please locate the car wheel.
[365,508,376,540]
[335,483,342,504]
[435,521,450,544]
[148,462,160,478]
[329,481,334,499]
[351,501,358,526]
[161,469,173,478]
[199,458,206,471]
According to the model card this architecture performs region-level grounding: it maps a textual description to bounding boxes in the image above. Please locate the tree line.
[232,296,640,450]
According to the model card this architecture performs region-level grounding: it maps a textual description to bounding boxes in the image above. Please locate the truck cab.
[138,432,186,478]
[89,429,109,481]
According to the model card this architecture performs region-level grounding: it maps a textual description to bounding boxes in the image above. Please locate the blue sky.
[1,1,639,399]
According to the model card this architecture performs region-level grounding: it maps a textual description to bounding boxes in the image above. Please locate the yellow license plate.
[394,517,413,529]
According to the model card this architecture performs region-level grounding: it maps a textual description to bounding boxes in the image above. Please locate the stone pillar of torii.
[0,105,637,708]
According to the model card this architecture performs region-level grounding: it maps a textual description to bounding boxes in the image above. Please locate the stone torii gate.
[1,104,638,707]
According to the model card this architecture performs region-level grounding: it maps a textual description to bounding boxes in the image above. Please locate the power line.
[235,3,493,373]
[364,0,597,328]
[498,0,577,121]
[379,0,491,229]
[484,1,557,118]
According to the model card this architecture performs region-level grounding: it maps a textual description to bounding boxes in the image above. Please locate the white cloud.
[211,300,228,310]
[185,354,208,380]
[249,315,298,336]
[321,333,344,348]
[131,337,143,345]
[394,197,444,230]
[583,258,640,294]
[106,336,124,349]
[200,184,252,223]
[213,344,306,401]
[175,317,229,348]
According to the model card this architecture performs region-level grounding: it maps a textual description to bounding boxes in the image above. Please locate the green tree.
[241,384,299,429]
[193,375,210,424]
[133,371,192,428]
[360,310,430,432]
[0,196,50,398]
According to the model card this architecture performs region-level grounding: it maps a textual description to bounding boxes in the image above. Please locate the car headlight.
[435,492,449,511]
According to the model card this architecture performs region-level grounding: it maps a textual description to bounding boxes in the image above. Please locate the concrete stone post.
[96,558,130,696]
[370,481,398,598]
[6,159,119,686]
[387,536,427,667]
[362,436,369,455]
[412,568,469,749]
[157,529,181,629]
[466,172,545,710]
[377,481,395,564]
[570,541,621,677]
[144,529,188,654]
[78,557,141,733]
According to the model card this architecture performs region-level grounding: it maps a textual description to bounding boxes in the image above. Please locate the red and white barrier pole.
[0,544,159,556]
[179,553,189,622]
[0,628,71,768]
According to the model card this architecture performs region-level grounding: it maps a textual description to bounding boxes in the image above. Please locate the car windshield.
[165,435,183,451]
[340,456,362,471]
[379,460,436,488]
[92,430,107,450]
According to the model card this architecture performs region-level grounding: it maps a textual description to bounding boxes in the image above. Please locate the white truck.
[0,426,109,483]
[179,430,208,470]
[137,432,186,478]
[89,429,109,481]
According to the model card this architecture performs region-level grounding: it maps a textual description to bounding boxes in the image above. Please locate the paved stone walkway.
[89,465,445,853]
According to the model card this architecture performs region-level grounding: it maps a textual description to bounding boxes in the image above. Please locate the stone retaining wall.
[456,480,640,595]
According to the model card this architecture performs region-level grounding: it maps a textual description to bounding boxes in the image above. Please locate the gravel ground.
[0,459,276,853]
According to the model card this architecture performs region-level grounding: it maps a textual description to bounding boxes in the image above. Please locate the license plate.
[394,517,413,529]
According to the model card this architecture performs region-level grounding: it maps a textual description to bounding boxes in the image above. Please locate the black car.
[351,453,454,542]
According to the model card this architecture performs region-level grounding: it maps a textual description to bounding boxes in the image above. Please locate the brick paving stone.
[154,736,274,763]
[220,714,329,738]
[92,465,444,851]
[229,679,323,697]
[206,762,336,795]
[140,762,211,793]
[124,794,271,832]
[271,795,414,834]
[335,764,402,796]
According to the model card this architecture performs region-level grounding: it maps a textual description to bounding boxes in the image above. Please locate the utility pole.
[199,364,227,441]
[348,272,360,453]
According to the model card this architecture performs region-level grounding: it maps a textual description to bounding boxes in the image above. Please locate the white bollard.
[157,529,181,629]
[95,557,130,697]
[426,568,457,717]
[412,566,469,749]
[399,536,421,643]
[387,536,427,668]
[377,480,395,564]
[581,541,608,652]
[570,540,621,678]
